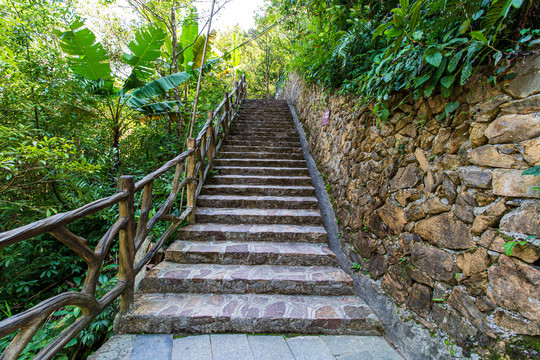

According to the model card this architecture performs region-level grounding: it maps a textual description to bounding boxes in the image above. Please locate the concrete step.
[138,263,354,296]
[209,175,313,186]
[227,134,299,142]
[115,293,383,335]
[195,208,323,225]
[177,223,327,243]
[230,125,296,132]
[214,166,309,177]
[91,334,403,360]
[196,195,319,209]
[214,158,307,168]
[225,139,301,147]
[218,151,305,160]
[201,184,315,197]
[220,145,303,154]
[165,240,337,266]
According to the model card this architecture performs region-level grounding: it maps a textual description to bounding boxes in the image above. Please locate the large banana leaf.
[130,72,191,100]
[57,20,111,81]
[180,6,199,72]
[132,100,184,115]
[192,30,217,69]
[123,25,167,90]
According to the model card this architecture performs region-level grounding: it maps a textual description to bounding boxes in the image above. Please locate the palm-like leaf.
[192,30,217,69]
[57,20,111,81]
[123,25,166,90]
[130,72,191,100]
[132,100,184,115]
[180,6,199,71]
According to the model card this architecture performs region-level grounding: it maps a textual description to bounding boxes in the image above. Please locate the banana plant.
[56,19,192,169]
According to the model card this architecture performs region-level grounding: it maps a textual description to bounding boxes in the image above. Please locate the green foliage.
[57,20,112,81]
[273,0,539,107]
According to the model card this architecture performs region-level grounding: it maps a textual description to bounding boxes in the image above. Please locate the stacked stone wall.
[278,54,540,357]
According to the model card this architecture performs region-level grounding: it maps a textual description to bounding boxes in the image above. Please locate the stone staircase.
[115,99,383,336]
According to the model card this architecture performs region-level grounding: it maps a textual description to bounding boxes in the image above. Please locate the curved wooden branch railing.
[0,74,247,360]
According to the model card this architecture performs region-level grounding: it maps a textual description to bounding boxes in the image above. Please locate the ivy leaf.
[460,63,472,85]
[425,51,442,67]
[470,30,488,44]
[440,76,455,88]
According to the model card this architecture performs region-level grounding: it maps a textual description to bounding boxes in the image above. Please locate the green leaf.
[523,166,540,177]
[409,0,421,31]
[512,0,524,8]
[424,84,435,97]
[57,20,111,81]
[425,51,442,67]
[373,22,392,38]
[460,63,472,85]
[192,30,217,69]
[440,76,455,88]
[470,31,488,44]
[133,100,183,115]
[459,19,471,34]
[445,102,459,114]
[393,12,405,28]
[400,0,409,11]
[131,72,191,100]
[494,51,503,65]
[448,51,463,72]
[386,27,403,38]
[415,74,430,88]
[123,25,166,90]
[180,6,199,72]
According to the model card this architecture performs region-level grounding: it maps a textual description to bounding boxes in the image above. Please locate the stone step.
[139,263,354,296]
[231,125,296,131]
[177,223,327,243]
[228,134,299,141]
[234,122,294,128]
[165,240,337,266]
[214,166,309,177]
[214,158,307,168]
[195,208,323,225]
[196,195,319,209]
[221,145,302,154]
[218,151,305,160]
[201,184,315,197]
[225,139,301,147]
[209,175,312,186]
[115,293,383,335]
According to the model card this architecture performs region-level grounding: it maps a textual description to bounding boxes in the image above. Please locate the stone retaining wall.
[278,55,540,358]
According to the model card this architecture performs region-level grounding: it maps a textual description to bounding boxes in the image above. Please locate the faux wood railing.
[0,74,247,360]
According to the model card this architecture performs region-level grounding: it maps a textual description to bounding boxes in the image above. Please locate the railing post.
[186,138,197,224]
[233,81,239,108]
[222,93,230,135]
[206,111,216,162]
[118,175,135,315]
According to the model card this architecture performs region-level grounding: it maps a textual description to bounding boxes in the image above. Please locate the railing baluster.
[118,176,135,315]
[186,138,197,224]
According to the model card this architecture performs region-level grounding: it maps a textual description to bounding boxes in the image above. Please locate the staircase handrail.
[0,74,247,360]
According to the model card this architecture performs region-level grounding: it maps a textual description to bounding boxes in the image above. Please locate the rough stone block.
[460,167,492,189]
[492,169,540,198]
[415,212,474,250]
[504,53,540,99]
[485,112,540,144]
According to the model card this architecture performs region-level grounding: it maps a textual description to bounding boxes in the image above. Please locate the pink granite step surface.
[195,207,323,225]
[218,151,305,160]
[196,194,319,209]
[214,158,307,168]
[177,223,327,243]
[214,166,309,177]
[209,175,312,186]
[201,184,315,197]
[115,293,383,335]
[139,263,354,295]
[165,240,337,266]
